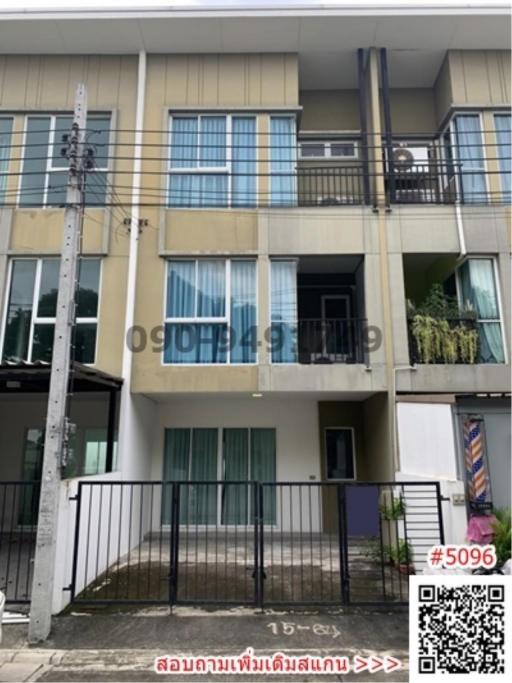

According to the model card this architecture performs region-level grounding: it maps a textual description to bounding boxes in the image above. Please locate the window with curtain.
[0,117,13,206]
[1,258,101,364]
[162,428,218,524]
[168,114,256,207]
[494,114,511,202]
[452,114,487,203]
[19,115,110,207]
[270,116,297,206]
[458,258,505,364]
[163,427,276,525]
[270,259,298,363]
[164,259,256,364]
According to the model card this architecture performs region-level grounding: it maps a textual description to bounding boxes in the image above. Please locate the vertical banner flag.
[463,418,491,510]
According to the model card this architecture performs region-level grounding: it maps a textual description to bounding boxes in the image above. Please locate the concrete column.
[388,253,410,367]
[257,211,270,390]
[367,48,386,206]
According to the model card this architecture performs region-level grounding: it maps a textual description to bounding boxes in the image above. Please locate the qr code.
[410,575,511,681]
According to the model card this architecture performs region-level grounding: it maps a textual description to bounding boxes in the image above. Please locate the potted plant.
[384,540,415,575]
[491,508,511,570]
[408,284,478,364]
[379,497,406,521]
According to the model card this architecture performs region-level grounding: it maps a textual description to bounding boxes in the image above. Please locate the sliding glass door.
[163,427,276,525]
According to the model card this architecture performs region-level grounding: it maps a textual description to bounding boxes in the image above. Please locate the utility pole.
[28,84,87,643]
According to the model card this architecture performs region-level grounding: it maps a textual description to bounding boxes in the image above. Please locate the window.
[168,114,257,207]
[162,427,276,525]
[494,114,511,202]
[67,428,117,477]
[270,259,297,363]
[19,115,110,207]
[1,258,101,363]
[451,114,487,203]
[457,258,505,364]
[299,140,358,160]
[164,259,256,364]
[0,117,13,205]
[270,116,296,206]
[325,428,356,480]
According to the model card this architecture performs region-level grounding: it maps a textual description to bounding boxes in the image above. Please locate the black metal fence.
[70,479,444,608]
[0,481,40,603]
[297,318,367,365]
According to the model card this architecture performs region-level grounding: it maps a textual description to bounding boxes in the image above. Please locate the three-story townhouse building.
[0,3,510,635]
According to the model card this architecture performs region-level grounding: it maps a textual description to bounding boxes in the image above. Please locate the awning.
[0,361,123,393]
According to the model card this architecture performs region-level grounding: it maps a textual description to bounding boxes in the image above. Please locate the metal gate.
[0,481,40,604]
[70,480,444,607]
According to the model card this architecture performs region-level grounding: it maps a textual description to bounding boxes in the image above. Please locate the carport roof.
[0,361,123,393]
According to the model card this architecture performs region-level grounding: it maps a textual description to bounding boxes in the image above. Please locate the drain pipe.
[392,365,417,474]
[117,50,147,478]
[455,202,467,258]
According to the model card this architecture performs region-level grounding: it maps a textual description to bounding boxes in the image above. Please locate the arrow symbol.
[384,656,402,672]
[370,657,384,673]
[354,656,368,672]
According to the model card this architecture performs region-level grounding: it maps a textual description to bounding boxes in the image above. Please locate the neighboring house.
[0,3,510,621]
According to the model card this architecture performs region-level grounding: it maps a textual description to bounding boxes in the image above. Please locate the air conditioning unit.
[392,144,430,173]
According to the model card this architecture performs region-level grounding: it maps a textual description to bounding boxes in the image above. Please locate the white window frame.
[493,111,511,200]
[163,257,257,366]
[324,426,357,481]
[269,114,298,207]
[0,115,14,204]
[440,112,489,203]
[167,113,258,208]
[17,113,110,208]
[0,257,101,365]
[269,257,299,365]
[298,140,358,161]
[455,255,507,364]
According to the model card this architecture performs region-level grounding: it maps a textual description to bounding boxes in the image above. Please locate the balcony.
[297,318,367,365]
[165,122,509,209]
[407,316,479,365]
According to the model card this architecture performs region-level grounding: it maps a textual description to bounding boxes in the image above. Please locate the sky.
[0,0,507,10]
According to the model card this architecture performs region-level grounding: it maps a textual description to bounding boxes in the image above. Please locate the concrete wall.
[388,89,436,134]
[362,393,392,481]
[0,55,138,377]
[299,90,359,131]
[150,396,321,484]
[396,401,467,549]
[448,50,511,108]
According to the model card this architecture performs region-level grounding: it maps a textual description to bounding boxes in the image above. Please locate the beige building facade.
[0,5,510,621]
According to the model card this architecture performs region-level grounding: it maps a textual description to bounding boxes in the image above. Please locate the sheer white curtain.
[454,115,487,203]
[197,260,226,363]
[460,259,504,363]
[230,260,256,363]
[232,117,256,207]
[270,116,296,206]
[270,260,297,363]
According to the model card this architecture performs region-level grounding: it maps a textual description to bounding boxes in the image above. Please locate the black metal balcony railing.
[407,317,479,365]
[164,162,509,209]
[297,318,367,365]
